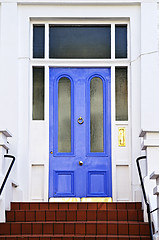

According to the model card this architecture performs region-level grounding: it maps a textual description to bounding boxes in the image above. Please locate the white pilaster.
[140,2,159,130]
[0,2,18,154]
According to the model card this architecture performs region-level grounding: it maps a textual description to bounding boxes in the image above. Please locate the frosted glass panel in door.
[58,77,71,152]
[90,77,104,152]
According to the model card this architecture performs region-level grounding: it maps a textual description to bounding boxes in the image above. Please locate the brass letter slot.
[118,127,126,147]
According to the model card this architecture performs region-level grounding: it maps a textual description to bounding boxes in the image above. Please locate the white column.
[140,2,159,130]
[0,130,12,222]
[0,2,25,199]
[0,2,18,152]
[140,3,159,234]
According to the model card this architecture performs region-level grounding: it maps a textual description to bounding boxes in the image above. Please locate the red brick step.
[6,209,143,222]
[0,221,150,236]
[11,202,142,211]
[0,236,151,240]
[0,202,150,240]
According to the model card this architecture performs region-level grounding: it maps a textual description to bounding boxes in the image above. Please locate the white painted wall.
[0,3,18,183]
[0,0,159,213]
[141,2,159,131]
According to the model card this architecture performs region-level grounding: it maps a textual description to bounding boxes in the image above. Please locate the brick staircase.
[0,202,150,239]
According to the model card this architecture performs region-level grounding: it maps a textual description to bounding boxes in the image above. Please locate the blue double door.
[49,68,112,198]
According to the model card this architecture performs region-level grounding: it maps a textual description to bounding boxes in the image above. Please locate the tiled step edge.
[0,221,150,236]
[6,209,143,222]
[0,235,151,240]
[11,202,142,211]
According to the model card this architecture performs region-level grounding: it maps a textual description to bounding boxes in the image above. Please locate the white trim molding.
[0,130,12,150]
[140,130,159,150]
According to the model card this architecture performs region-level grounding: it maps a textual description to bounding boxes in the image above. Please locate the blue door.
[49,68,112,198]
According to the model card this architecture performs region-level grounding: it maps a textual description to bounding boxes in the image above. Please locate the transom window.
[49,26,111,59]
[32,24,127,60]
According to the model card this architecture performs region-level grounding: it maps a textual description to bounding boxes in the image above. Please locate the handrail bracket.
[0,155,15,196]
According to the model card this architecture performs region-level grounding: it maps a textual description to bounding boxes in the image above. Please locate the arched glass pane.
[90,77,104,152]
[58,77,71,152]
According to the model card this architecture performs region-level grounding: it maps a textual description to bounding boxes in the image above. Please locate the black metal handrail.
[0,155,15,196]
[136,156,153,240]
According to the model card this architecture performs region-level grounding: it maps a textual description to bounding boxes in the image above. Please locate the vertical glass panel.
[58,77,71,152]
[33,25,45,58]
[115,25,127,58]
[90,77,104,152]
[49,26,111,59]
[115,67,128,121]
[33,67,44,120]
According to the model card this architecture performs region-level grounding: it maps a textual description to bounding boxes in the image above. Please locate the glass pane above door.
[33,25,45,58]
[49,26,111,59]
[115,25,127,58]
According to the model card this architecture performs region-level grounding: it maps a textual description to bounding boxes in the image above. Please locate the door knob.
[78,117,84,124]
[79,161,83,166]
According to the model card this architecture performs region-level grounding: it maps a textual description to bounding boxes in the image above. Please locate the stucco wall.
[0,0,158,203]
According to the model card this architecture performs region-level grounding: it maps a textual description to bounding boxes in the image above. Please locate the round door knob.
[79,161,83,166]
[77,117,84,124]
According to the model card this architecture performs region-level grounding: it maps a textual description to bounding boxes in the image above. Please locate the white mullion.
[128,64,130,124]
[30,23,33,60]
[127,64,132,200]
[30,64,33,122]
[111,65,116,201]
[45,64,49,123]
[30,59,130,67]
[111,23,115,60]
[43,65,49,201]
[127,22,130,61]
[45,23,49,60]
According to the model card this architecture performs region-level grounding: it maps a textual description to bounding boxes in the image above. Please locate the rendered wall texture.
[0,0,158,204]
